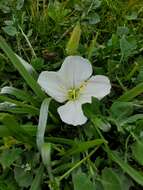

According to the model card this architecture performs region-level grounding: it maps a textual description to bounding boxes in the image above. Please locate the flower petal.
[58,56,92,89]
[80,75,111,102]
[38,71,67,103]
[58,100,87,126]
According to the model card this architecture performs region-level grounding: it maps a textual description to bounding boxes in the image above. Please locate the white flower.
[38,56,111,126]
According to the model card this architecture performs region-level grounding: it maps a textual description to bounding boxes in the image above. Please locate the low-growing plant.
[0,0,143,190]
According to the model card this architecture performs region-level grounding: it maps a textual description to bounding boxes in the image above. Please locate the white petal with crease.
[38,71,67,103]
[80,75,111,101]
[58,101,87,126]
[58,56,92,89]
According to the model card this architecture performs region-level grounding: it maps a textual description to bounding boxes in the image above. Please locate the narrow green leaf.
[64,139,106,157]
[120,114,143,126]
[16,54,38,79]
[92,117,111,132]
[37,98,51,150]
[41,143,51,167]
[1,86,36,105]
[0,113,35,146]
[30,164,44,190]
[0,106,38,115]
[0,124,59,138]
[66,23,81,55]
[0,124,37,138]
[110,151,143,186]
[0,36,45,100]
[87,33,98,60]
[0,95,39,115]
[46,137,75,146]
[117,82,143,102]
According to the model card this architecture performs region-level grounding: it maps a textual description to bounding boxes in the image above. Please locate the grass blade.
[16,54,38,78]
[64,139,106,157]
[30,164,44,190]
[0,36,45,100]
[1,86,37,105]
[110,151,143,186]
[0,95,39,115]
[37,98,51,151]
[118,82,143,102]
[0,113,35,146]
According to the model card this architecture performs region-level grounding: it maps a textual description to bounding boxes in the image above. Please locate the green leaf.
[0,176,19,190]
[16,0,24,10]
[0,104,38,115]
[87,33,98,60]
[46,137,75,146]
[0,95,39,115]
[0,113,35,146]
[2,26,17,36]
[110,151,143,186]
[137,65,143,83]
[0,148,22,169]
[83,97,100,119]
[15,54,38,79]
[120,35,137,58]
[0,124,37,138]
[1,86,37,105]
[117,26,129,37]
[132,139,143,166]
[91,117,111,132]
[88,13,100,25]
[101,168,122,190]
[126,12,138,20]
[14,167,33,188]
[102,167,131,190]
[0,36,45,100]
[120,114,143,127]
[117,82,143,102]
[73,172,96,190]
[0,125,10,137]
[37,98,51,151]
[41,143,51,167]
[30,164,44,190]
[66,23,81,55]
[110,101,133,119]
[64,139,106,157]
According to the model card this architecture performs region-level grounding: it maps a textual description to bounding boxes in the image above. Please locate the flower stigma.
[68,88,80,100]
[68,82,87,101]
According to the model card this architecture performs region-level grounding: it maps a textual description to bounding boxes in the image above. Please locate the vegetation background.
[0,0,143,189]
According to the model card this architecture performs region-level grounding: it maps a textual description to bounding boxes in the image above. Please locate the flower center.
[68,88,80,100]
[68,82,87,101]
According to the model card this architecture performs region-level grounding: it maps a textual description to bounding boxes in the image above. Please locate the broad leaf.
[73,172,96,190]
[0,148,22,169]
[14,167,33,188]
[132,139,143,166]
[102,167,132,190]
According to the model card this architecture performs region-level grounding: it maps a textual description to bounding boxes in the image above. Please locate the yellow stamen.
[68,82,87,101]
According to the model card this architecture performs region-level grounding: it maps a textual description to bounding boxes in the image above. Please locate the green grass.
[0,0,143,189]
